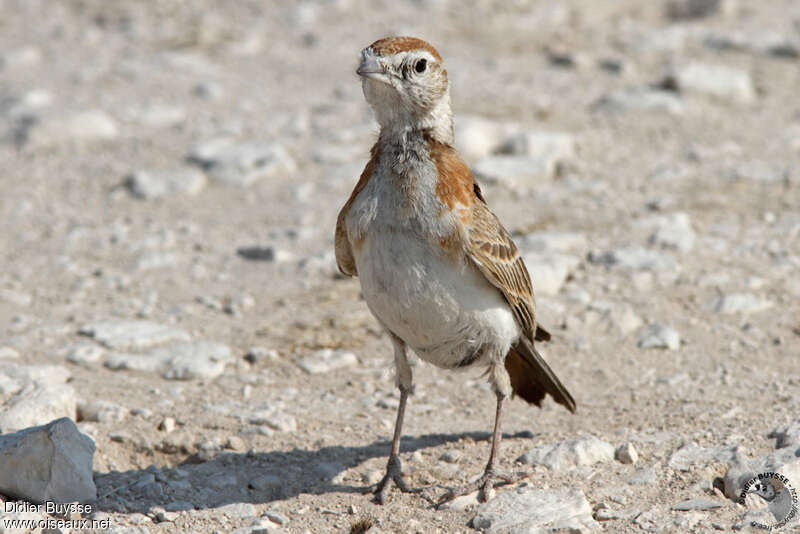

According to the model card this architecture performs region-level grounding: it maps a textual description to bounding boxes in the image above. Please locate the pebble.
[768,419,800,449]
[646,212,696,252]
[248,411,297,433]
[63,343,105,366]
[20,109,119,147]
[453,114,512,162]
[77,400,127,423]
[612,307,644,335]
[264,511,289,525]
[0,347,20,359]
[615,442,639,464]
[158,417,176,433]
[628,467,658,485]
[638,324,681,350]
[0,417,96,503]
[297,349,358,374]
[673,62,756,105]
[672,498,722,511]
[589,247,676,271]
[439,450,462,463]
[0,46,42,69]
[79,320,191,350]
[472,487,599,532]
[187,138,297,187]
[126,168,207,199]
[668,442,740,471]
[594,88,684,114]
[0,365,77,432]
[713,293,774,314]
[473,155,560,187]
[497,130,575,166]
[244,346,279,364]
[518,231,587,254]
[217,502,256,518]
[0,289,32,306]
[135,104,186,128]
[237,246,295,263]
[666,0,736,20]
[105,341,232,380]
[518,435,615,471]
[521,252,580,295]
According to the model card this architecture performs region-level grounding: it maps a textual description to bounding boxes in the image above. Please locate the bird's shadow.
[92,430,533,514]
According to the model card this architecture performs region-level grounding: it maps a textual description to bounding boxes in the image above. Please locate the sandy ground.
[1,0,799,532]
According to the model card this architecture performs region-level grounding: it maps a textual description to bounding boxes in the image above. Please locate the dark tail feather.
[504,337,576,413]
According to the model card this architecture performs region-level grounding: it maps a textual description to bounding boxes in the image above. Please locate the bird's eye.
[414,59,427,73]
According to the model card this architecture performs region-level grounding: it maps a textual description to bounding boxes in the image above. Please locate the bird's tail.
[504,336,576,413]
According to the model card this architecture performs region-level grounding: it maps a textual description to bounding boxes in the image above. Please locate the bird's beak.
[356,49,386,80]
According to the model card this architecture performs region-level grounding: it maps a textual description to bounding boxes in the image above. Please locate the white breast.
[346,155,519,369]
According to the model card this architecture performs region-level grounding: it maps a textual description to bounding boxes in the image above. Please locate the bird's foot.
[436,467,523,508]
[371,455,420,505]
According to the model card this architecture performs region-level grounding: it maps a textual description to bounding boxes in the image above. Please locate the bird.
[334,36,576,505]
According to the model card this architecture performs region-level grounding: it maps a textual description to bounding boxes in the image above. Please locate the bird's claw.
[371,455,420,504]
[436,468,522,508]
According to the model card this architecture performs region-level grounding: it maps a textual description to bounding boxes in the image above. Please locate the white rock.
[713,293,774,314]
[453,114,511,162]
[0,417,96,503]
[0,347,19,359]
[616,442,639,464]
[498,130,575,165]
[22,110,118,146]
[519,435,615,471]
[248,411,297,433]
[672,498,722,511]
[646,212,696,252]
[77,400,126,423]
[518,231,587,254]
[472,487,598,532]
[473,155,558,187]
[136,104,186,128]
[594,88,684,114]
[298,349,358,374]
[63,344,105,366]
[79,320,190,350]
[667,0,737,20]
[668,442,741,471]
[522,252,580,295]
[0,289,31,306]
[589,247,676,271]
[216,502,257,518]
[187,138,296,187]
[0,46,42,69]
[105,341,232,380]
[0,365,77,433]
[674,62,756,104]
[611,306,644,335]
[126,168,207,199]
[638,324,681,350]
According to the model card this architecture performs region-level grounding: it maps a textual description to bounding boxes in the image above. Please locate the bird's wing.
[465,186,539,341]
[334,144,379,277]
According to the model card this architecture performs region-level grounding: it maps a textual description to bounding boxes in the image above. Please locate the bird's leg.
[437,363,521,507]
[373,335,420,504]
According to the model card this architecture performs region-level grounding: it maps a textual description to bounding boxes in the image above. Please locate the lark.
[335,36,576,505]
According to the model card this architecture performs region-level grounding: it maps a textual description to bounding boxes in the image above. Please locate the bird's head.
[357,36,453,142]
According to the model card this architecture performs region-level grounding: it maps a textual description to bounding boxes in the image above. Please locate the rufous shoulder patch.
[426,137,474,212]
[369,36,443,62]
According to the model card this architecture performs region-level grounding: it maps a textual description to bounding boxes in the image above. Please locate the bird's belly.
[355,229,519,368]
